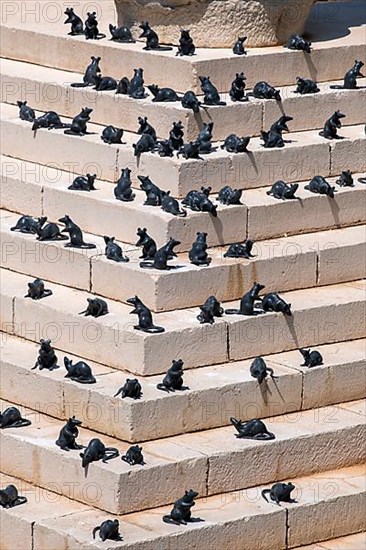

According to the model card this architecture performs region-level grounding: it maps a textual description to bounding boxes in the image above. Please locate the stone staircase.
[0,1,365,548]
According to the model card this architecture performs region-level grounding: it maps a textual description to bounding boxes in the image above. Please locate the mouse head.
[69,415,82,427]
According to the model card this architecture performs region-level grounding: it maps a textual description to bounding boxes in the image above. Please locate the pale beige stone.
[116,0,315,48]
[287,466,366,548]
[297,532,366,550]
[330,125,366,176]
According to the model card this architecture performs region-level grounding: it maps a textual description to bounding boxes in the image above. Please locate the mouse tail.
[92,526,100,539]
[261,489,271,503]
[329,85,344,89]
[224,309,240,315]
[162,515,179,524]
[145,326,165,333]
[156,384,169,392]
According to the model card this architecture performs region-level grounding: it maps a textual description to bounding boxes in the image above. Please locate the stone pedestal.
[115,0,315,48]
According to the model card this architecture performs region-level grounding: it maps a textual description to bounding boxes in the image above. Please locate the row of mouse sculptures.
[64,7,314,58]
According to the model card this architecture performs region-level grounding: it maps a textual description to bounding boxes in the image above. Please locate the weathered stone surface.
[116,0,315,48]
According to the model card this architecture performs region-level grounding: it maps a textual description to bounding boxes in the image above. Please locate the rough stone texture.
[297,532,366,549]
[116,0,315,48]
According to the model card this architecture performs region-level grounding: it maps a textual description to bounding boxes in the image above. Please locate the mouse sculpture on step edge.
[104,236,130,262]
[127,296,165,333]
[225,282,264,316]
[56,416,83,451]
[157,359,188,392]
[197,296,224,325]
[121,445,145,465]
[262,482,297,505]
[93,520,122,541]
[0,485,27,509]
[24,278,53,300]
[0,407,32,429]
[231,417,275,440]
[64,356,97,384]
[80,438,119,468]
[162,490,202,525]
[32,339,58,371]
[115,379,143,399]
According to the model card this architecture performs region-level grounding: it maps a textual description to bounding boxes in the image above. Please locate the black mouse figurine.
[122,68,146,99]
[64,7,84,35]
[231,417,275,440]
[230,72,248,102]
[32,339,58,371]
[197,296,224,325]
[262,482,296,505]
[261,115,293,148]
[157,359,188,392]
[55,416,83,451]
[24,278,53,300]
[68,173,96,191]
[197,122,214,153]
[188,232,211,266]
[138,176,163,206]
[181,90,201,113]
[10,215,45,234]
[319,110,345,139]
[114,167,135,202]
[199,76,226,106]
[250,357,277,384]
[0,407,32,429]
[251,81,281,101]
[177,29,195,56]
[80,438,119,468]
[284,34,311,53]
[17,100,35,122]
[163,490,200,525]
[32,111,68,131]
[59,215,96,249]
[109,23,135,42]
[148,84,181,102]
[139,21,172,51]
[261,292,292,316]
[64,356,96,384]
[104,236,129,262]
[36,221,69,241]
[336,170,354,187]
[64,107,93,136]
[137,116,157,140]
[217,185,242,205]
[156,139,175,157]
[114,379,142,399]
[223,239,255,259]
[233,36,247,55]
[299,348,323,368]
[177,141,203,160]
[136,227,157,259]
[161,191,187,216]
[266,181,299,200]
[169,121,184,150]
[294,76,319,94]
[94,75,118,91]
[70,56,101,88]
[221,134,250,153]
[121,445,145,466]
[304,175,336,198]
[330,60,364,90]
[127,296,165,333]
[79,298,109,318]
[133,134,156,157]
[101,125,123,144]
[225,282,264,315]
[182,186,217,216]
[0,485,27,509]
[84,12,105,40]
[93,520,122,542]
[139,237,180,270]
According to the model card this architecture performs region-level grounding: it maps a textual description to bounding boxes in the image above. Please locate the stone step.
[2,468,365,550]
[1,57,365,141]
[1,333,365,442]
[0,397,365,515]
[2,102,365,197]
[2,155,365,251]
[1,267,365,375]
[296,532,366,550]
[1,0,365,92]
[2,208,365,311]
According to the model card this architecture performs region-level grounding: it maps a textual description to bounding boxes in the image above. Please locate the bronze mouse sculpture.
[56,416,83,451]
[299,348,323,368]
[250,357,277,384]
[139,238,180,270]
[163,490,200,525]
[11,215,46,234]
[266,181,299,200]
[262,482,296,505]
[223,240,255,259]
[181,91,201,113]
[80,438,119,468]
[24,278,52,300]
[261,115,293,148]
[36,221,68,241]
[70,56,101,88]
[294,77,319,94]
[330,60,364,89]
[93,519,122,541]
[336,170,354,187]
[177,29,196,56]
[231,417,275,440]
[217,186,242,205]
[284,34,311,53]
[84,12,106,40]
[115,379,142,399]
[104,236,129,262]
[157,359,188,392]
[114,168,135,202]
[135,228,157,259]
[305,176,336,198]
[64,7,84,35]
[139,21,172,51]
[182,187,217,216]
[225,282,264,315]
[197,296,224,324]
[0,407,31,429]
[101,125,123,144]
[233,36,247,55]
[199,76,226,106]
[261,292,292,316]
[189,232,211,266]
[64,357,96,384]
[319,110,345,139]
[0,485,27,508]
[121,445,145,465]
[127,296,165,333]
[109,23,135,42]
[32,339,58,371]
[59,215,96,249]
[17,100,35,122]
[68,174,96,191]
[79,298,109,318]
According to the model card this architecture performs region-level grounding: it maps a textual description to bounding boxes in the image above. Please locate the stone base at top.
[115,0,315,48]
